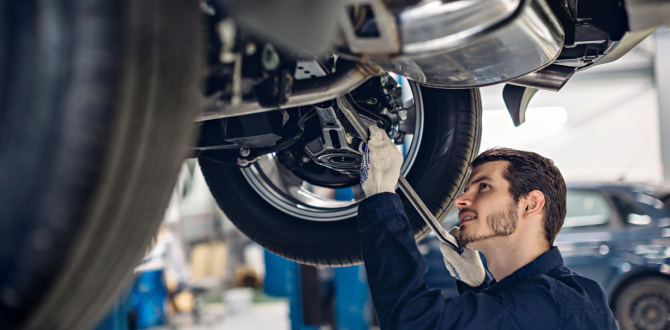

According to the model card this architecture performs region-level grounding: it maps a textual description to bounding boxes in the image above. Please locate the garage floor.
[153,302,289,330]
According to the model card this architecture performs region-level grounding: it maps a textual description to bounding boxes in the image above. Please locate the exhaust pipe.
[196,61,378,122]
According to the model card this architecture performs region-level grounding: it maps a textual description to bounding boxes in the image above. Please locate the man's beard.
[457,200,518,247]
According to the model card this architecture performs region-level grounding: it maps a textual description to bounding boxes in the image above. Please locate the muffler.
[339,0,565,88]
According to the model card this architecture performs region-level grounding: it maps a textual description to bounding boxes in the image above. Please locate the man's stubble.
[457,200,518,247]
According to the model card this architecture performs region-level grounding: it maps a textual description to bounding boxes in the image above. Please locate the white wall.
[478,42,663,184]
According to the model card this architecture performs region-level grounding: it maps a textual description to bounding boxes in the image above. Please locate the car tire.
[614,276,670,330]
[0,1,201,329]
[199,86,482,266]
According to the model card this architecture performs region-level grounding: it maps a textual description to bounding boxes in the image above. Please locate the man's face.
[453,161,519,249]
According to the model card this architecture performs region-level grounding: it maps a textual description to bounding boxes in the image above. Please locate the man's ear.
[523,190,545,219]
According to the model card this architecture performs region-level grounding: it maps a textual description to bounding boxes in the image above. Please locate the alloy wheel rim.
[241,79,424,221]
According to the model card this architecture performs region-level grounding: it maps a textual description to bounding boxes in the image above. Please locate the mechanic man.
[358,126,617,329]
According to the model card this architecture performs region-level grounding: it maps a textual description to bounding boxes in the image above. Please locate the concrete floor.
[152,302,290,330]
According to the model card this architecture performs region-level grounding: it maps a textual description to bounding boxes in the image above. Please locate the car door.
[607,189,669,276]
[555,189,626,286]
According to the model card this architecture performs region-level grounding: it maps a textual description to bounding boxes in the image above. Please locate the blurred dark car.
[419,182,670,330]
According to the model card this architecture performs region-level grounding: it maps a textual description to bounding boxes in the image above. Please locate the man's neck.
[478,234,549,282]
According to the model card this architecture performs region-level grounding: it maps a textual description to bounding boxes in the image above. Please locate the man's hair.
[470,148,567,246]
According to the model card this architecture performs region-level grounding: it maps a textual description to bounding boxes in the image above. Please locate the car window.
[563,190,612,229]
[656,192,670,211]
[611,194,651,226]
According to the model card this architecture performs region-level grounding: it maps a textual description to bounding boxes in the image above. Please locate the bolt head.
[237,158,249,167]
[262,44,280,71]
[245,43,257,56]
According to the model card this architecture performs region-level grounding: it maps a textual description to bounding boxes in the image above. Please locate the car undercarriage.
[3,0,670,329]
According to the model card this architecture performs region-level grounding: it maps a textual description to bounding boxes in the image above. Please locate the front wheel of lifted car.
[0,1,201,329]
[199,85,482,267]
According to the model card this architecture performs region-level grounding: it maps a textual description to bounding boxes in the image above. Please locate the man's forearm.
[358,193,447,329]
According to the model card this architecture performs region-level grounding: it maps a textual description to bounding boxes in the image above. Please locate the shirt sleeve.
[357,193,559,330]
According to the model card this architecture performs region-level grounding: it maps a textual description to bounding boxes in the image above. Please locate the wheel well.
[608,271,670,310]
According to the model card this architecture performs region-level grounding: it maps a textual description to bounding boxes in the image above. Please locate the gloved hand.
[439,227,486,287]
[360,125,403,197]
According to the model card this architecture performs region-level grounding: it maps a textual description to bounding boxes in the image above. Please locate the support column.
[655,27,670,182]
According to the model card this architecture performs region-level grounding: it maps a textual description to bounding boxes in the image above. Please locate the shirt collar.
[483,246,564,294]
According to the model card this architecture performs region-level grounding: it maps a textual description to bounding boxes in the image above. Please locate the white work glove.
[439,227,486,287]
[360,126,403,197]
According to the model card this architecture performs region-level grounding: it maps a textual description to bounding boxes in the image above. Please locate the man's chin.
[458,233,492,249]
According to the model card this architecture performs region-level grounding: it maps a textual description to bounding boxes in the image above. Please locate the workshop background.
[93,28,670,330]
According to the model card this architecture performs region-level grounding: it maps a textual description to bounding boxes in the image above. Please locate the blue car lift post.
[264,250,372,330]
[264,188,373,330]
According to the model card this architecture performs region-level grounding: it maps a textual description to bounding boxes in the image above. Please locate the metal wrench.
[336,96,461,252]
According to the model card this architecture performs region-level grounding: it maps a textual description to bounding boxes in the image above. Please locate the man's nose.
[453,191,472,209]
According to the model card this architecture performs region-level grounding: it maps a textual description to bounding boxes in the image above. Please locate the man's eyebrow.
[464,176,493,191]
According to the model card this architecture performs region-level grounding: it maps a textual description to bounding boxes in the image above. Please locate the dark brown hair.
[470,148,567,246]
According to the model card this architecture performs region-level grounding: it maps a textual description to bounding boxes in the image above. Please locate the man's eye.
[480,183,489,189]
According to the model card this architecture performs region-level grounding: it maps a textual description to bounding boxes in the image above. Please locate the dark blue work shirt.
[358,193,618,330]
